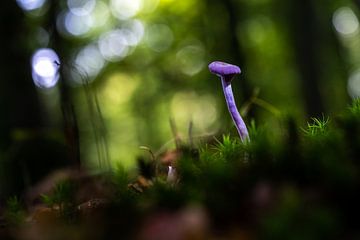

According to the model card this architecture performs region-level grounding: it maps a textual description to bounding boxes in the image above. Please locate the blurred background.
[0,0,359,196]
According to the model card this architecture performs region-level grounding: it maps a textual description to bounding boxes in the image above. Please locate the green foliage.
[3,101,360,239]
[260,187,339,240]
[213,135,245,162]
[41,180,76,221]
[303,116,330,137]
[3,196,25,226]
[111,163,137,203]
[112,164,130,190]
[248,119,261,140]
[119,100,360,237]
[348,98,360,116]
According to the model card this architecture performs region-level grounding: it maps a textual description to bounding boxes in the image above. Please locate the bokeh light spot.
[16,0,46,11]
[74,44,105,83]
[141,0,159,13]
[243,16,272,45]
[122,19,145,46]
[98,30,130,61]
[176,44,205,76]
[333,7,359,36]
[110,0,143,20]
[90,1,110,28]
[170,92,218,131]
[145,24,174,52]
[102,73,139,106]
[67,0,95,16]
[348,70,360,98]
[64,11,93,36]
[98,73,140,168]
[31,48,60,89]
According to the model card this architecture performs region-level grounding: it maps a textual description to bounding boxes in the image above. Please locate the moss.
[3,100,360,239]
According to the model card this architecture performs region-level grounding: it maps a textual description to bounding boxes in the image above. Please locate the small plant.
[113,163,134,197]
[41,179,76,221]
[2,97,360,239]
[348,98,360,115]
[3,196,25,226]
[213,135,243,162]
[302,116,330,137]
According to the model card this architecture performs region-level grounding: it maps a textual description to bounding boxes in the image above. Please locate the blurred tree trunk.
[0,2,43,149]
[46,1,81,169]
[206,0,253,120]
[289,0,325,117]
[0,2,77,199]
[222,0,252,103]
[354,0,360,9]
[0,1,44,197]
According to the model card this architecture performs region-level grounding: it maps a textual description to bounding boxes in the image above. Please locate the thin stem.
[221,77,249,142]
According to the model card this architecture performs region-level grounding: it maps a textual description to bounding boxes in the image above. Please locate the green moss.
[4,100,360,238]
[3,196,25,226]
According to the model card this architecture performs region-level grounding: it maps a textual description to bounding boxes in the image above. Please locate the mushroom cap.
[208,61,241,77]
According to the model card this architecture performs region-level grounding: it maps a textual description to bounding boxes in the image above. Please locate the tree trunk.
[289,0,325,117]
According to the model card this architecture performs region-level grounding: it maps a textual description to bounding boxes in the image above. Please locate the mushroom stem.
[221,76,249,142]
[167,166,177,183]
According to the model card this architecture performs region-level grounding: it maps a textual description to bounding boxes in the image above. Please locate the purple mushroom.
[209,61,249,142]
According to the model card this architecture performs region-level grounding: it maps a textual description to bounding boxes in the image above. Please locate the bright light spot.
[98,73,140,169]
[145,24,173,52]
[110,0,143,20]
[90,1,110,28]
[74,44,105,83]
[101,73,139,106]
[64,11,93,36]
[67,0,95,16]
[16,0,46,11]
[333,7,359,36]
[242,16,271,45]
[348,70,360,98]
[170,92,218,131]
[122,19,145,46]
[33,60,56,77]
[141,0,159,13]
[176,44,205,76]
[98,30,130,61]
[31,48,60,89]
[160,0,175,5]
